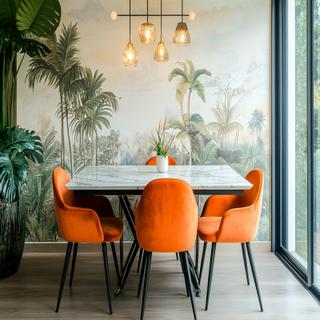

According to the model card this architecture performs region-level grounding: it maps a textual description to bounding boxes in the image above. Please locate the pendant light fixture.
[112,1,195,65]
[173,0,190,46]
[139,0,156,44]
[123,0,138,66]
[154,0,168,62]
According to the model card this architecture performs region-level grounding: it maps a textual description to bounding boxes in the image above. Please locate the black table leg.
[115,196,141,295]
[119,197,124,273]
[187,251,201,297]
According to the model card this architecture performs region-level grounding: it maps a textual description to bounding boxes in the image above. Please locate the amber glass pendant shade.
[173,22,190,46]
[123,42,138,67]
[154,37,169,62]
[139,22,156,44]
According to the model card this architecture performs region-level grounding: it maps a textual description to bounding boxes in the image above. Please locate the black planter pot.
[0,195,25,280]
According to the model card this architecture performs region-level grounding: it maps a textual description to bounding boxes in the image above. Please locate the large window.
[286,0,308,265]
[314,0,320,290]
[272,0,320,302]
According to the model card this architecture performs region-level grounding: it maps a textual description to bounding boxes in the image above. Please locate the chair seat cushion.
[198,217,222,242]
[100,217,124,242]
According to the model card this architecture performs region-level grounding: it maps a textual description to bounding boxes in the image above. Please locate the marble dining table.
[66,165,252,195]
[66,165,252,296]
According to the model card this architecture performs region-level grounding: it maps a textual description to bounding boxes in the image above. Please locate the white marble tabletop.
[66,165,252,194]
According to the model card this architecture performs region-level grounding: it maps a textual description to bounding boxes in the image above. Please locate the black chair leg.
[199,241,207,284]
[137,247,143,273]
[56,242,73,312]
[140,251,152,320]
[179,252,190,297]
[102,243,113,315]
[241,243,250,285]
[137,250,147,298]
[195,236,199,272]
[205,242,216,311]
[111,242,121,284]
[176,252,179,260]
[69,242,78,287]
[183,251,197,320]
[246,242,263,312]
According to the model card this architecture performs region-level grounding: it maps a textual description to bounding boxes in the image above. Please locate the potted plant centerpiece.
[150,116,175,173]
[0,0,61,279]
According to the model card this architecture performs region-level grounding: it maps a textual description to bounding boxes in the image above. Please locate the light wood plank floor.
[0,243,319,320]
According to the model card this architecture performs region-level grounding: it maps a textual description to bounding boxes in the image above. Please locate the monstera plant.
[0,127,43,202]
[0,0,61,279]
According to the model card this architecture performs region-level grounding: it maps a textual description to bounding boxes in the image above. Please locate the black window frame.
[271,0,320,303]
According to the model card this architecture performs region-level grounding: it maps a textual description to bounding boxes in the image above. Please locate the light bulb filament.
[146,29,150,39]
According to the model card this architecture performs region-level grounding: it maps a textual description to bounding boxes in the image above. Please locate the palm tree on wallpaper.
[167,113,217,165]
[168,60,211,164]
[248,109,266,141]
[168,59,211,122]
[239,141,261,170]
[207,85,244,150]
[26,23,83,169]
[167,113,203,150]
[23,129,60,242]
[71,67,119,166]
[191,134,217,165]
[80,103,113,165]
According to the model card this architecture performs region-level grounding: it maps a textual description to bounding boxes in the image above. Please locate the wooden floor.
[0,243,319,320]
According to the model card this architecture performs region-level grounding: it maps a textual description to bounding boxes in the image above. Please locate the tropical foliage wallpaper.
[17,0,270,242]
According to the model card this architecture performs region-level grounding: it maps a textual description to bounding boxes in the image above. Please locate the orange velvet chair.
[135,155,179,273]
[198,168,264,312]
[52,168,124,314]
[145,156,177,166]
[135,178,198,320]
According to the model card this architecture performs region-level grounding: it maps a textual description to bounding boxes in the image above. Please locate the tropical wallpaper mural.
[17,0,270,242]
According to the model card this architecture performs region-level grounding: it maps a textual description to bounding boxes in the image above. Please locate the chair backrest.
[52,167,74,207]
[135,178,198,253]
[217,168,264,243]
[202,168,264,218]
[52,167,103,243]
[146,156,177,166]
[242,169,264,209]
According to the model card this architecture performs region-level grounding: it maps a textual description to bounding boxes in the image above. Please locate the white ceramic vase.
[157,155,168,173]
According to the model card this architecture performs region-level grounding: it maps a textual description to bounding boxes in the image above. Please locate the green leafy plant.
[0,0,61,130]
[150,116,175,157]
[0,0,60,203]
[0,126,43,203]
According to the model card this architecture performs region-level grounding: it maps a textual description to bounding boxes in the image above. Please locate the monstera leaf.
[16,0,61,38]
[0,0,20,26]
[0,150,28,203]
[0,126,43,203]
[19,38,52,57]
[0,0,61,58]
